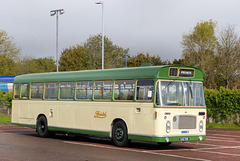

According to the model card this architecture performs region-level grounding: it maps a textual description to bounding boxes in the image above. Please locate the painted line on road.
[207,138,240,144]
[64,141,210,161]
[184,141,219,147]
[211,134,240,138]
[207,136,238,140]
[192,149,240,157]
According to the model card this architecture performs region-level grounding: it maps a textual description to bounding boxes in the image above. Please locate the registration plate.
[179,137,190,142]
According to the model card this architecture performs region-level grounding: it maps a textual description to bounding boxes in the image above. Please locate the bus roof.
[0,76,16,83]
[14,65,203,83]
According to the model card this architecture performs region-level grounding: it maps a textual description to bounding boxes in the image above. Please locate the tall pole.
[50,9,64,72]
[101,2,104,70]
[56,12,59,72]
[96,1,104,70]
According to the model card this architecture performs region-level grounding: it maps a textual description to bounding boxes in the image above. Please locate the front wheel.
[36,116,49,138]
[112,121,130,147]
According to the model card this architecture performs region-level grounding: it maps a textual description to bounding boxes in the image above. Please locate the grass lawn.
[0,113,11,123]
[207,123,240,129]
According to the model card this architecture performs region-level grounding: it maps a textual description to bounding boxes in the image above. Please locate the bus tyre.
[112,121,130,147]
[36,116,49,138]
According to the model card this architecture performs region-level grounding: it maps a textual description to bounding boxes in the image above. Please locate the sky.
[1,0,240,61]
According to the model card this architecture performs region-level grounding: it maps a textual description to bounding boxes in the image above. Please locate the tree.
[128,53,167,67]
[216,25,240,89]
[0,29,20,75]
[35,57,56,73]
[84,34,129,69]
[59,45,92,71]
[181,20,218,88]
[17,56,56,74]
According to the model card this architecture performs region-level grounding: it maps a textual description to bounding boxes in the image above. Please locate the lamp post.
[123,54,130,68]
[95,1,104,70]
[50,9,65,72]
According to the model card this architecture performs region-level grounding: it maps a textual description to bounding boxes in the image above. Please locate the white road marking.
[207,138,240,144]
[211,134,240,138]
[207,136,237,140]
[64,141,210,161]
[193,149,240,157]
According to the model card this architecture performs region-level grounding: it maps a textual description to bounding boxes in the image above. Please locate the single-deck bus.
[12,65,206,147]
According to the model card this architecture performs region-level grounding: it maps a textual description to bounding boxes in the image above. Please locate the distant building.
[0,76,16,93]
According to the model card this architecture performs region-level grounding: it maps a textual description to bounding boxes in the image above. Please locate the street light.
[95,1,104,70]
[50,9,65,72]
[123,54,130,68]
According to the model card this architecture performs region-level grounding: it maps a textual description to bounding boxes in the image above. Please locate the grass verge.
[207,123,240,129]
[0,113,11,123]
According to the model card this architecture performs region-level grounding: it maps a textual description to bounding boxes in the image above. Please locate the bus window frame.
[59,81,75,100]
[76,80,94,101]
[20,83,30,100]
[93,80,113,101]
[13,83,20,99]
[168,67,178,77]
[44,82,60,100]
[30,82,44,100]
[113,79,135,101]
[154,80,206,107]
[136,79,154,102]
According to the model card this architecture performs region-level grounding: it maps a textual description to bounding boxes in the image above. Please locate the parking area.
[0,124,240,161]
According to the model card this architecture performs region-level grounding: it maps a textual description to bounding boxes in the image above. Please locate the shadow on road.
[22,131,193,151]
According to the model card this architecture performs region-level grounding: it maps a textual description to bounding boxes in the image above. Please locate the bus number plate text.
[179,137,190,142]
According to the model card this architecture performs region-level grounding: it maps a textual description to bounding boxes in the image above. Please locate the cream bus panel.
[155,108,206,136]
[12,100,156,137]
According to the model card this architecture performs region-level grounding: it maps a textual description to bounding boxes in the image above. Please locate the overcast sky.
[1,0,240,61]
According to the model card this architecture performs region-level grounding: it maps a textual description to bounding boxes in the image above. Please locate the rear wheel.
[112,121,130,147]
[36,116,49,138]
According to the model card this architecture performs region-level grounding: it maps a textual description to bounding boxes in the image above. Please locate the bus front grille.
[173,116,196,129]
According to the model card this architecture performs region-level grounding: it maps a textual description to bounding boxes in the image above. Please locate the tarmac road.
[1,124,240,161]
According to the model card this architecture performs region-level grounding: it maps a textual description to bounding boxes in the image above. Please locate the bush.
[204,87,240,123]
[5,92,12,109]
[0,90,3,106]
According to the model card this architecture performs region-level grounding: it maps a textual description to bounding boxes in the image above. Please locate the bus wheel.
[36,116,49,138]
[112,121,130,147]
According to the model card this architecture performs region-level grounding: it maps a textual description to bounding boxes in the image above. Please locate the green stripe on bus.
[128,135,206,142]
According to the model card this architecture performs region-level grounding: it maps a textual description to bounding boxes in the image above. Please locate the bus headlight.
[199,121,203,132]
[166,121,171,133]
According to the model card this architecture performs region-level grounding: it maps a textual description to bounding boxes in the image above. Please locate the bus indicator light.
[155,111,158,119]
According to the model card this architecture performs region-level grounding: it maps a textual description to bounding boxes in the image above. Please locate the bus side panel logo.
[94,111,107,119]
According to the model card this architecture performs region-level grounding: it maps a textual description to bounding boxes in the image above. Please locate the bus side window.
[21,83,29,99]
[114,80,135,101]
[31,83,44,99]
[60,82,75,100]
[94,81,113,100]
[45,82,59,100]
[136,80,154,101]
[76,81,93,100]
[14,84,20,99]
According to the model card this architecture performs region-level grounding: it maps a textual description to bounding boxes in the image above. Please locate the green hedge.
[204,87,240,123]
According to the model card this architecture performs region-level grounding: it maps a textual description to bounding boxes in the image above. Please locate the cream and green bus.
[12,65,206,147]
